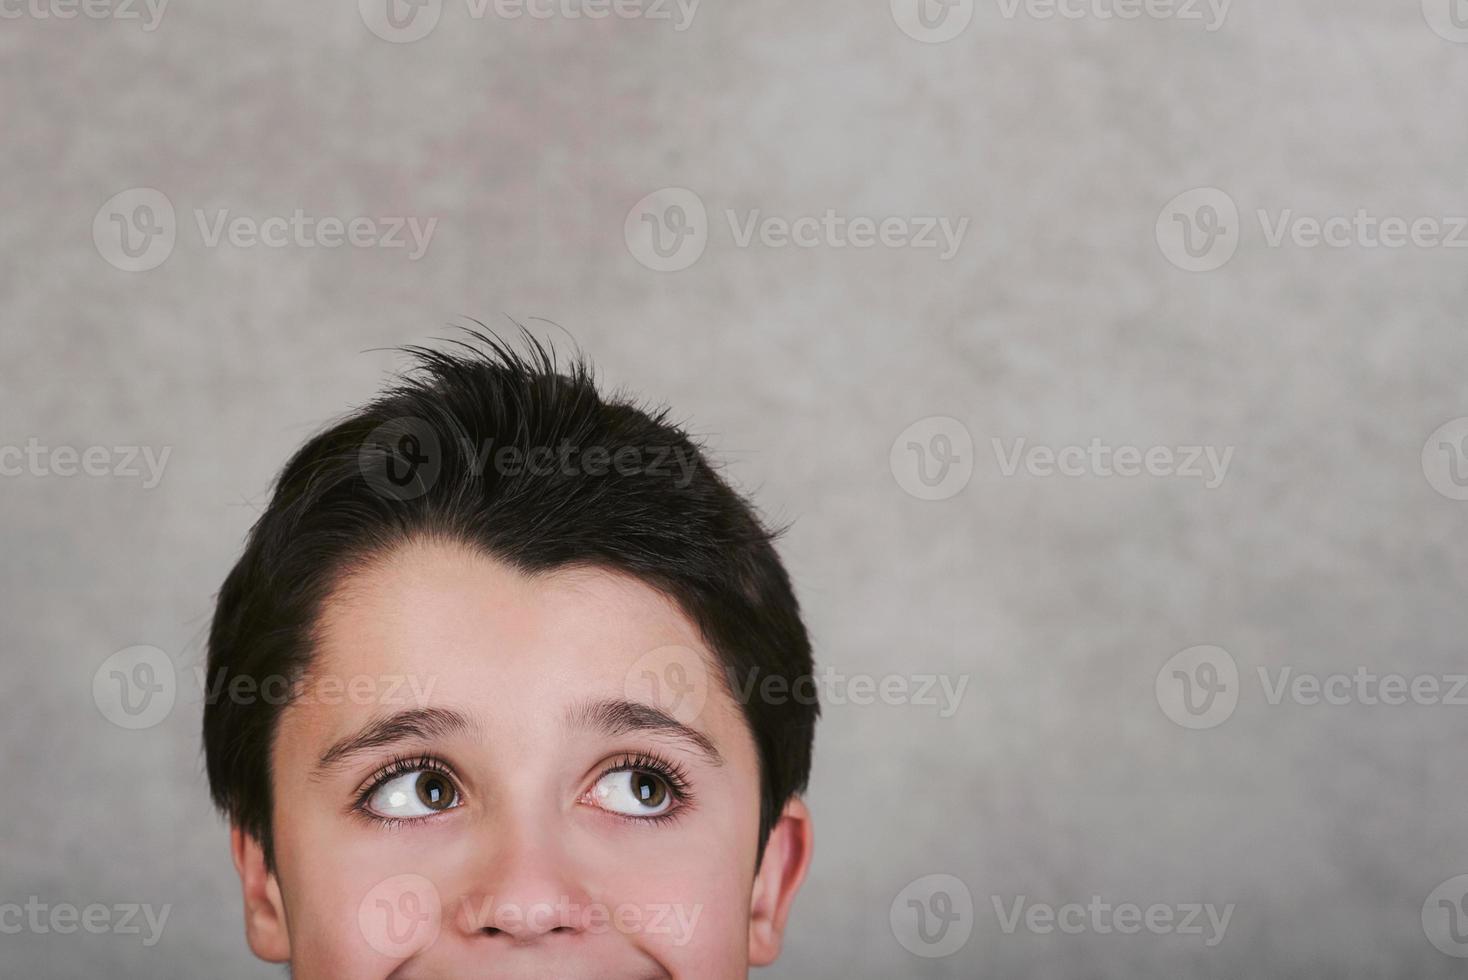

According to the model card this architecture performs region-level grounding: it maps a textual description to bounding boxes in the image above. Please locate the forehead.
[298,538,737,736]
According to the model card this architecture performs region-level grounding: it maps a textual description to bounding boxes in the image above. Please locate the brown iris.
[632,771,667,809]
[415,772,456,811]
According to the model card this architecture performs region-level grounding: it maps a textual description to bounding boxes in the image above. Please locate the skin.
[230,537,813,978]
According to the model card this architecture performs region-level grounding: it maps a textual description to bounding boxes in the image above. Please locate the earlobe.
[747,797,814,966]
[230,826,291,963]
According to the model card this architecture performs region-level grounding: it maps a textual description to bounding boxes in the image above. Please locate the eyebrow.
[567,697,724,767]
[312,706,476,778]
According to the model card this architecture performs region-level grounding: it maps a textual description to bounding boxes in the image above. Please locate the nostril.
[479,924,575,938]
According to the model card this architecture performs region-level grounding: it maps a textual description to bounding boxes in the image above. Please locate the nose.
[455,824,593,943]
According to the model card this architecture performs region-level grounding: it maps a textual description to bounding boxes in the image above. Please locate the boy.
[202,332,818,977]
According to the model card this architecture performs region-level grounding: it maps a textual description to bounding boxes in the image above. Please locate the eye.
[364,769,460,820]
[589,769,676,817]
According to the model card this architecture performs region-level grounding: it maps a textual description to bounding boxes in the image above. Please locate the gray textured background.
[6,0,1468,976]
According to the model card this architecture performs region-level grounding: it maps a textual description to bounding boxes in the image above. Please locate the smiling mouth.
[384,950,676,980]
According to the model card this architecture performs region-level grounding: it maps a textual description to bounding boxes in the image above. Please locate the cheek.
[271,793,444,976]
[577,792,760,967]
[588,843,754,975]
[283,842,469,978]
[275,861,400,978]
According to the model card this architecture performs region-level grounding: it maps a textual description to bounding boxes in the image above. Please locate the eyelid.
[586,750,696,814]
[599,750,690,785]
[351,753,464,814]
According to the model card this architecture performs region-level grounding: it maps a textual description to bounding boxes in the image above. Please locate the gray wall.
[5,0,1468,976]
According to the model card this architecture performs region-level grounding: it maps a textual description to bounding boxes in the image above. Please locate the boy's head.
[202,333,817,977]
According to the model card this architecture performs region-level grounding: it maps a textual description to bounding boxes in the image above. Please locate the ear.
[747,796,814,966]
[230,825,291,963]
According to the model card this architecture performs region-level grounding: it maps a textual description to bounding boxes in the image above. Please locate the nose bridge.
[455,804,594,940]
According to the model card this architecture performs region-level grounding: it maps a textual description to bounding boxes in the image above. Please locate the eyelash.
[351,753,460,828]
[593,750,695,825]
[348,751,696,828]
